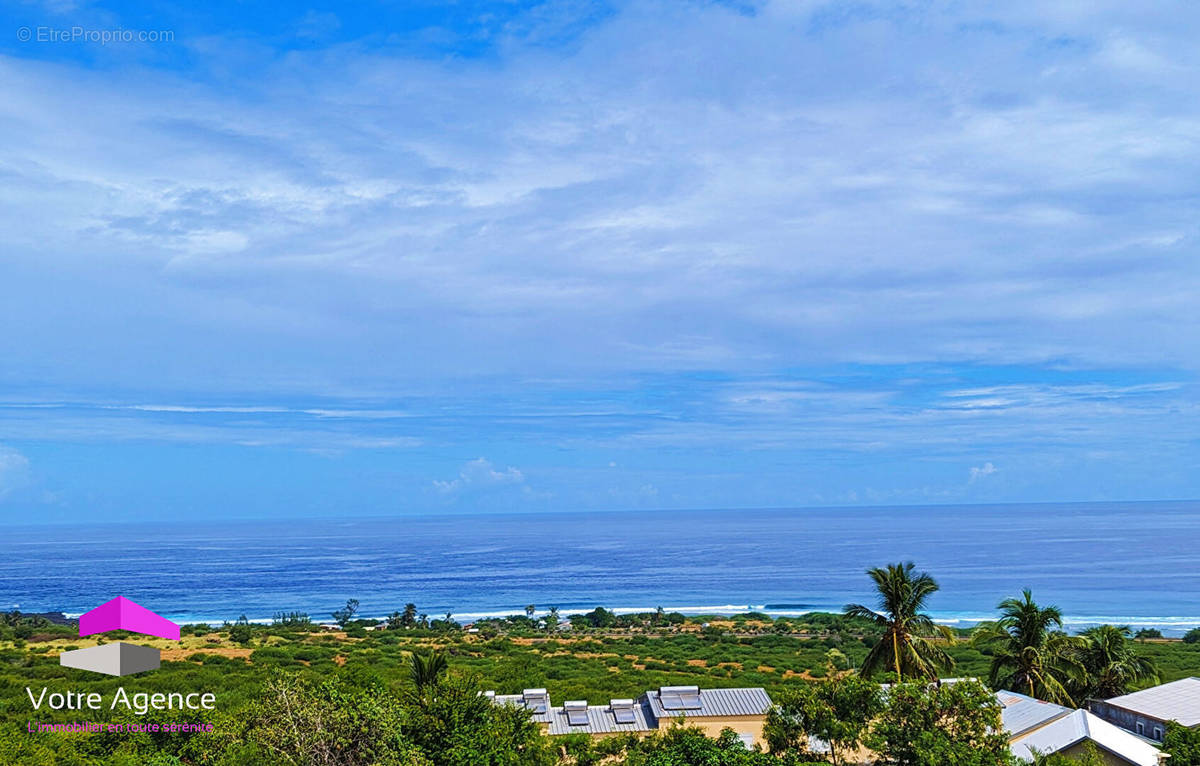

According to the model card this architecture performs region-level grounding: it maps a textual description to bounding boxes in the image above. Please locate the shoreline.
[43,603,1200,636]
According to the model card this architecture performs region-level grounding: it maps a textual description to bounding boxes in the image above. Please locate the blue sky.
[0,1,1197,522]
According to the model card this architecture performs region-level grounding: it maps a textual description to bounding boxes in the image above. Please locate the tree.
[243,673,423,766]
[387,611,404,630]
[403,672,555,766]
[765,673,883,764]
[582,607,617,629]
[1134,628,1163,640]
[843,562,955,682]
[331,599,359,628]
[971,590,1080,704]
[229,622,253,645]
[1072,625,1158,701]
[544,606,560,634]
[409,650,449,694]
[525,604,536,618]
[614,725,779,765]
[1164,720,1200,766]
[867,679,1013,766]
[1183,628,1200,644]
[402,603,418,628]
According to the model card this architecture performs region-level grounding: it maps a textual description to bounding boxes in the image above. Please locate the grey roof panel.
[996,690,1073,738]
[493,693,556,723]
[1100,677,1200,727]
[545,700,658,735]
[643,687,773,719]
[1010,709,1162,766]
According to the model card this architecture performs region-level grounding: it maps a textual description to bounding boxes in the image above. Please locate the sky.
[0,0,1197,523]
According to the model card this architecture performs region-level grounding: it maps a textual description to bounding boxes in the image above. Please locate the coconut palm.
[971,589,1081,704]
[1072,625,1159,701]
[843,562,956,682]
[409,649,448,692]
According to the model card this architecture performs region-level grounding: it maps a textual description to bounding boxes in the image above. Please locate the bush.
[1184,628,1200,645]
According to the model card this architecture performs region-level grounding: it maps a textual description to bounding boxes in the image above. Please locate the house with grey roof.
[1090,677,1200,743]
[997,689,1167,766]
[485,685,773,746]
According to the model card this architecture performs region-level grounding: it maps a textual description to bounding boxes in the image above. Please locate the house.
[1090,677,1200,743]
[487,688,556,728]
[486,685,773,746]
[998,690,1167,766]
[544,698,659,737]
[642,685,773,746]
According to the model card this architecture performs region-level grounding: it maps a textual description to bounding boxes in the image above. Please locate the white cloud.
[1,1,1199,397]
[434,458,525,494]
[969,462,999,483]
[0,445,31,500]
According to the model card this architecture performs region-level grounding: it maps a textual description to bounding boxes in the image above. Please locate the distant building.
[486,685,772,746]
[1090,676,1200,743]
[999,690,1166,766]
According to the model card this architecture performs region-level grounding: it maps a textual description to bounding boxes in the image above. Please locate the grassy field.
[4,612,1200,764]
[6,612,1200,705]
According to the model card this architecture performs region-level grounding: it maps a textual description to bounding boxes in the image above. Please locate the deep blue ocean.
[3,501,1197,634]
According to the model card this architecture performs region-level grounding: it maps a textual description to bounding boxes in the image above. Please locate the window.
[1136,722,1145,735]
[1154,727,1163,741]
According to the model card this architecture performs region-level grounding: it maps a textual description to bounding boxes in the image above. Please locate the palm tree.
[971,589,1081,704]
[401,602,418,628]
[409,650,448,692]
[525,604,536,618]
[1072,625,1159,701]
[843,562,955,682]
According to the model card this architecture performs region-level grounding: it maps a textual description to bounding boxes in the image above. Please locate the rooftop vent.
[522,688,550,713]
[610,698,637,724]
[659,685,702,711]
[564,700,589,726]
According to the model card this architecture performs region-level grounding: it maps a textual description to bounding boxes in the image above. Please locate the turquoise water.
[2,501,1197,634]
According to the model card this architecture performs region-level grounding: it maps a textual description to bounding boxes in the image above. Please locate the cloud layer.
[0,1,1197,518]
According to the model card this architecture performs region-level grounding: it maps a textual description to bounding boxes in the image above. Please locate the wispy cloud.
[969,462,998,484]
[434,458,526,495]
[0,445,31,501]
[1,2,1198,516]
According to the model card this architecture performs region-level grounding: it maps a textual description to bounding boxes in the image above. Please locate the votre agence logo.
[26,597,215,726]
[59,596,180,676]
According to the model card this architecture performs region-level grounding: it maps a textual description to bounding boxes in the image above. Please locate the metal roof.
[643,686,773,719]
[996,690,1073,738]
[544,700,659,735]
[492,692,556,724]
[1010,709,1163,766]
[1101,677,1200,727]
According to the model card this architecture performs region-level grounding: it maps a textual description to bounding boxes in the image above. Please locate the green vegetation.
[867,680,1011,766]
[765,668,883,764]
[971,590,1079,704]
[843,562,955,682]
[1072,625,1159,700]
[1163,721,1200,766]
[4,564,1200,764]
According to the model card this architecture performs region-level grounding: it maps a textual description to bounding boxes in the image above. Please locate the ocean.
[3,501,1197,634]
